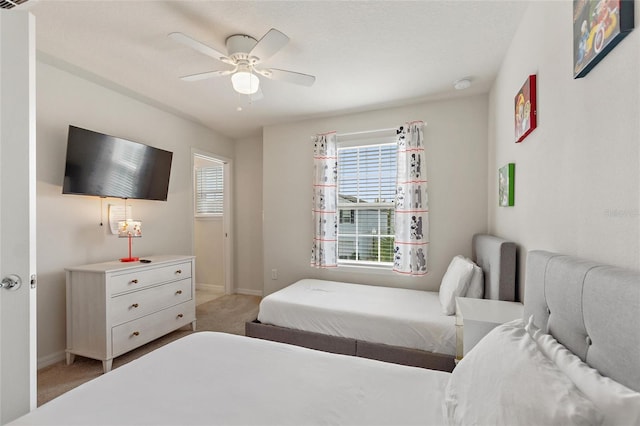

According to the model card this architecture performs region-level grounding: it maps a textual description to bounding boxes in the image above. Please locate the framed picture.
[499,163,515,207]
[573,0,634,78]
[515,75,537,143]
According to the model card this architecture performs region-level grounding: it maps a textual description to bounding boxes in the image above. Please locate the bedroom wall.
[488,1,640,301]
[36,60,235,367]
[263,95,489,295]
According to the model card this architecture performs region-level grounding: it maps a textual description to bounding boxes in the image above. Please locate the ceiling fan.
[168,28,316,96]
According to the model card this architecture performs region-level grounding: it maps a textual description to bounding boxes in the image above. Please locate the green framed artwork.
[499,163,515,207]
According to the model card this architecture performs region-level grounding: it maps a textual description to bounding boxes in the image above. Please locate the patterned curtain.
[311,131,338,268]
[393,121,429,275]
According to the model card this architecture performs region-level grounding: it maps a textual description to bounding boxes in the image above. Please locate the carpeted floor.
[37,294,260,406]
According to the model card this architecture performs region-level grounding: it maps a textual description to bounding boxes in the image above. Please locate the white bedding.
[258,279,456,355]
[12,332,449,426]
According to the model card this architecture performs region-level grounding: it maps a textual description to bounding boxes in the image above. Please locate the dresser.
[65,255,196,373]
[455,297,523,361]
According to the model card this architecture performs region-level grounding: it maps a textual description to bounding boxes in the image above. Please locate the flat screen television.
[62,125,173,201]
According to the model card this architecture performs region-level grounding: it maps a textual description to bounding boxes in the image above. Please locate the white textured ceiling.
[25,1,528,139]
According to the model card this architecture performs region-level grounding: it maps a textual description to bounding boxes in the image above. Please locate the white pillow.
[464,259,484,299]
[525,317,640,426]
[438,256,474,315]
[444,319,603,426]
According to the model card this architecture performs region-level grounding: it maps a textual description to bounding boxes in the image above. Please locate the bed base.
[245,319,455,372]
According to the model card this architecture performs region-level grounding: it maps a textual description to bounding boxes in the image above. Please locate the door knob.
[1,274,21,290]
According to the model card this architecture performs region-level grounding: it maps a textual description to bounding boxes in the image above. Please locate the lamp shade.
[118,220,142,238]
[118,220,142,262]
[231,71,260,95]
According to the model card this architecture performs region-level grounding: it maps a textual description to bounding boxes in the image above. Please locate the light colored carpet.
[37,294,261,406]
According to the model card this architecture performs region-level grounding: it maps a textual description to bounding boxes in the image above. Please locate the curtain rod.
[336,121,427,138]
[336,127,397,138]
[314,122,427,140]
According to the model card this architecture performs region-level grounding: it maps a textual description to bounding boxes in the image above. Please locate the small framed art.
[573,0,635,79]
[515,75,537,143]
[499,163,515,207]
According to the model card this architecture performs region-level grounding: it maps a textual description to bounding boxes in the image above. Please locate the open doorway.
[192,150,233,304]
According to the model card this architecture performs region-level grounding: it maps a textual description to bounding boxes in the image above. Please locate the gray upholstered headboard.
[523,250,640,392]
[472,234,516,301]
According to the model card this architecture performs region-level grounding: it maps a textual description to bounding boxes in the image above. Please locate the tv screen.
[62,126,173,201]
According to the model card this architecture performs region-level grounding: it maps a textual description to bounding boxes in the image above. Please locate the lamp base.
[120,257,139,263]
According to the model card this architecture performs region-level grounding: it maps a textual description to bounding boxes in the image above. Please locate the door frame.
[0,9,37,423]
[191,148,233,295]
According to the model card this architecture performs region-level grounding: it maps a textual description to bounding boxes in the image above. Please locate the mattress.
[11,332,449,426]
[257,279,456,355]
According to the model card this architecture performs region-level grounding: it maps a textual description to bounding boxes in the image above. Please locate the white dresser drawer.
[66,255,195,372]
[111,302,194,357]
[110,279,192,326]
[109,262,192,295]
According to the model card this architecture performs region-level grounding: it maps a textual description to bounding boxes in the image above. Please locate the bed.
[10,249,640,425]
[246,233,517,371]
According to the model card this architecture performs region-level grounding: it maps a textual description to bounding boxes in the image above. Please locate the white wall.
[234,135,264,296]
[263,95,489,295]
[488,1,640,300]
[36,60,235,366]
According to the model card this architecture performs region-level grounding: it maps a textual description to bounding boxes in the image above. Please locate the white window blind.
[337,142,396,265]
[195,165,224,216]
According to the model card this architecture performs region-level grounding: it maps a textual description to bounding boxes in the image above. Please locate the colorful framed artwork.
[514,75,537,143]
[498,163,515,207]
[573,0,634,79]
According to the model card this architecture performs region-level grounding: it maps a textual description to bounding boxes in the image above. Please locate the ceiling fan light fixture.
[453,78,472,90]
[231,71,260,95]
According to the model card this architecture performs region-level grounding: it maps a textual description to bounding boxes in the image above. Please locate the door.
[0,10,37,424]
[192,150,233,295]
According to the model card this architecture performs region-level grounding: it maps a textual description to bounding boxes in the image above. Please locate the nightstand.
[455,297,523,361]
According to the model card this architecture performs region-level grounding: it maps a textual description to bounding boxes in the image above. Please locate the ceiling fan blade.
[169,32,231,63]
[263,68,316,87]
[249,28,289,61]
[180,69,234,82]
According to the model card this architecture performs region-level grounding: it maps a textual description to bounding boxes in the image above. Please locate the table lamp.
[118,220,142,262]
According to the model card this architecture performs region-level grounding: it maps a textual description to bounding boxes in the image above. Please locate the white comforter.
[12,332,449,425]
[258,279,456,355]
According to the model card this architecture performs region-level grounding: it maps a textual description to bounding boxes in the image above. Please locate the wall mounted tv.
[62,125,173,201]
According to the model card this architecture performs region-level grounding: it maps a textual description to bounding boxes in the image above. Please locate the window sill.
[334,263,395,276]
[195,215,222,221]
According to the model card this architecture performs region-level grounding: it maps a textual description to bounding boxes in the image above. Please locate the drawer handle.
[175,269,182,274]
[130,279,139,284]
[131,303,139,308]
[132,331,140,337]
[177,314,184,319]
[175,290,183,295]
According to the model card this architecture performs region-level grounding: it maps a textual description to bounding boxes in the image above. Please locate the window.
[337,141,396,266]
[195,164,224,216]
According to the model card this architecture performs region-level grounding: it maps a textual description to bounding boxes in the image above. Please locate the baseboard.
[196,283,224,292]
[38,350,66,370]
[235,288,263,297]
[197,283,261,297]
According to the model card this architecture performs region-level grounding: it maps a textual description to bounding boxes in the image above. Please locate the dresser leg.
[191,320,197,331]
[102,359,113,373]
[66,352,75,365]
